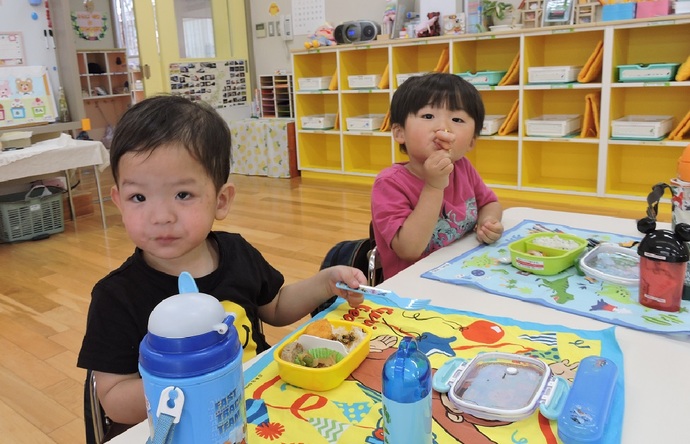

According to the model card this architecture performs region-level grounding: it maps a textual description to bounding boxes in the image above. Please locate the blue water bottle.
[138,272,247,444]
[382,336,432,444]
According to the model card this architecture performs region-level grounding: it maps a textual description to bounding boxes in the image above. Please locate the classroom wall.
[248,1,464,78]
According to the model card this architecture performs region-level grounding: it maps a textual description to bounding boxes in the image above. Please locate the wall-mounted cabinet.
[77,49,132,142]
[292,16,690,211]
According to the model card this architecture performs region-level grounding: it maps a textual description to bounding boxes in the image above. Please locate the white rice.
[531,235,580,251]
[332,325,366,352]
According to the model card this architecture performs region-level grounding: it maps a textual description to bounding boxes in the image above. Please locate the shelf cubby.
[606,143,682,197]
[522,140,598,193]
[468,139,519,187]
[297,132,342,171]
[343,134,393,174]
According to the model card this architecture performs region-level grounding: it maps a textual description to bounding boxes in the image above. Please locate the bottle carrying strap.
[147,386,184,444]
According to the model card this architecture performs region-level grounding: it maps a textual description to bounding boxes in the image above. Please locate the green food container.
[508,233,588,275]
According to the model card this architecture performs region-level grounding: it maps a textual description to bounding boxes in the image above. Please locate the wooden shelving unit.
[77,49,133,142]
[259,74,294,118]
[291,15,690,213]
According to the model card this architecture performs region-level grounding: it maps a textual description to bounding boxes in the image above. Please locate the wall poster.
[168,59,247,109]
[0,65,57,129]
[0,32,25,66]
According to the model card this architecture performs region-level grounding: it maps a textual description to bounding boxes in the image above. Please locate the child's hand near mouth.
[434,128,455,151]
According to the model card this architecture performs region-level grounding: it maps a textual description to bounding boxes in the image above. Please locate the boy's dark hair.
[390,72,485,153]
[110,95,231,191]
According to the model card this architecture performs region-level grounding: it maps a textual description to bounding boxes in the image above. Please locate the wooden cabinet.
[259,74,294,118]
[77,49,133,142]
[292,16,690,213]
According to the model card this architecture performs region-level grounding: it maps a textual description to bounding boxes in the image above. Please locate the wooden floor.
[0,170,649,443]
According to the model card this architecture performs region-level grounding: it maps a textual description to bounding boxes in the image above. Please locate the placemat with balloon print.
[242,299,624,444]
[421,219,690,334]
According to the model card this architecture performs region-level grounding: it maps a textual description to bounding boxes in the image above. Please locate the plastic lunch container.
[579,243,640,286]
[509,233,588,275]
[273,319,372,391]
[432,352,569,422]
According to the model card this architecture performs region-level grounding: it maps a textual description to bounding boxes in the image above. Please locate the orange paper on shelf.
[81,118,91,131]
[328,69,338,91]
[580,92,601,138]
[378,64,390,89]
[334,112,340,130]
[677,55,690,81]
[498,53,520,86]
[668,109,690,141]
[577,40,603,83]
[432,48,449,72]
[498,99,519,136]
[379,110,391,132]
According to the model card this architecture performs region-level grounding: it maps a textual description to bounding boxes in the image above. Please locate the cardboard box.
[0,131,32,151]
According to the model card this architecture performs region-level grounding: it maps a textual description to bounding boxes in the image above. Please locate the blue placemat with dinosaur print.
[422,219,690,334]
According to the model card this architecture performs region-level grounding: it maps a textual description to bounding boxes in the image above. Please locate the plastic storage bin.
[396,72,426,85]
[0,186,64,243]
[528,66,582,83]
[481,115,507,135]
[347,74,382,89]
[298,76,332,91]
[301,113,336,130]
[525,114,582,137]
[611,115,674,140]
[602,3,636,20]
[346,114,385,131]
[617,63,680,82]
[456,70,507,86]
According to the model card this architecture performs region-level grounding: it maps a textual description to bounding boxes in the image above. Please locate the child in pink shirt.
[371,73,504,279]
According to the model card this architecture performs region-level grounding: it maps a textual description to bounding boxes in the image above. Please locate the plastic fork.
[335,282,431,310]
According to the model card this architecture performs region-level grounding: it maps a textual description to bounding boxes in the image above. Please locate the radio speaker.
[334,20,381,44]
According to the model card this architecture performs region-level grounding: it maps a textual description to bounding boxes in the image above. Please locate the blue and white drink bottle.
[139,272,246,444]
[382,336,432,444]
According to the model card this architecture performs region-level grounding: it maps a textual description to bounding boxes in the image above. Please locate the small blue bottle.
[382,336,432,444]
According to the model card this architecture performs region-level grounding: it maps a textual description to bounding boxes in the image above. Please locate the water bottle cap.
[147,292,230,338]
[382,337,432,402]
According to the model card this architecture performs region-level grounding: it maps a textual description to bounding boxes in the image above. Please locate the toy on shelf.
[520,0,543,28]
[382,0,396,37]
[415,12,441,37]
[304,23,337,50]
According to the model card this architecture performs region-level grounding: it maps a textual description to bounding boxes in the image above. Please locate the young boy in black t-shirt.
[77,95,366,427]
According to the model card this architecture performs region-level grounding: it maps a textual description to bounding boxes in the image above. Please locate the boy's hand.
[476,218,504,244]
[328,265,367,308]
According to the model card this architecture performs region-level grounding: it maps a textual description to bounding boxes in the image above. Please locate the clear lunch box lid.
[433,352,569,422]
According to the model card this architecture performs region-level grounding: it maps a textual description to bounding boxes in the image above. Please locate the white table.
[112,207,690,443]
[0,134,109,228]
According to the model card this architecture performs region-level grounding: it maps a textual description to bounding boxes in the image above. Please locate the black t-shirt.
[77,231,284,374]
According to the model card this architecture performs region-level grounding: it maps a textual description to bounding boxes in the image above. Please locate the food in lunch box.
[281,320,367,368]
[531,235,582,251]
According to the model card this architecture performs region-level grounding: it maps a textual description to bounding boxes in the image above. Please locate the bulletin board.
[0,65,57,129]
[169,59,248,109]
[0,32,26,66]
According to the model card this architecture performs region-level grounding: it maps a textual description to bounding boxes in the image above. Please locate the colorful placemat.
[243,299,624,444]
[422,219,690,334]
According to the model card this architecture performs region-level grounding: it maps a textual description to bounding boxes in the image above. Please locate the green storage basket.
[0,185,65,243]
